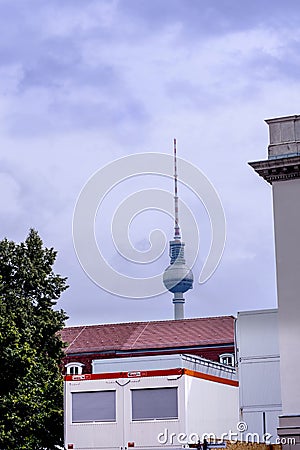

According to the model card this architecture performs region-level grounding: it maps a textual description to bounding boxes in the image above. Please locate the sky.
[1,0,300,326]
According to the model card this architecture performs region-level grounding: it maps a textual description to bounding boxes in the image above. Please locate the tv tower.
[163,139,193,320]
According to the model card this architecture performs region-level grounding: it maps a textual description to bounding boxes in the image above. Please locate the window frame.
[131,386,179,422]
[71,390,116,424]
[65,362,84,375]
[219,353,235,366]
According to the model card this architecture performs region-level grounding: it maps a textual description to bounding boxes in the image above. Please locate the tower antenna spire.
[163,139,193,320]
[173,138,181,240]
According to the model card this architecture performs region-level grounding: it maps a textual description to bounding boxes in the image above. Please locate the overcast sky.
[1,0,300,326]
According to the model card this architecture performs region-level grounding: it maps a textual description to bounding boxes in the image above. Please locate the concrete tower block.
[249,115,300,450]
[267,115,300,159]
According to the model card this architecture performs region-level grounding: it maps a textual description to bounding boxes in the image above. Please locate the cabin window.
[219,353,235,366]
[131,387,178,421]
[65,362,84,375]
[72,391,116,423]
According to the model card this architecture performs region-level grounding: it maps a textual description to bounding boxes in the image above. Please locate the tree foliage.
[0,229,68,449]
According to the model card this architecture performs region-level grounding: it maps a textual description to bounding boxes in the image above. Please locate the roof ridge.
[63,315,235,330]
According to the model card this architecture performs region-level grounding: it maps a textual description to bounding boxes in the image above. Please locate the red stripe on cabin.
[183,368,239,387]
[64,367,238,387]
[64,368,183,381]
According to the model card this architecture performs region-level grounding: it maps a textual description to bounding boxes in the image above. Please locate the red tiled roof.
[60,316,235,355]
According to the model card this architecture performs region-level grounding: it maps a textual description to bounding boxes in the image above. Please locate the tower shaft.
[173,293,185,320]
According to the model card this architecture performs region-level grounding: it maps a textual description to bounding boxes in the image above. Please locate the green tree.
[0,229,68,449]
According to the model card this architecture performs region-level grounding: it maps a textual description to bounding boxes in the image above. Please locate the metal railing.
[182,354,236,374]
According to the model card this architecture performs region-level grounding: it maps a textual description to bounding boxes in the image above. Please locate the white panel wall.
[92,355,184,373]
[185,375,239,440]
[242,410,280,443]
[65,376,185,450]
[240,361,281,407]
[124,375,186,448]
[65,373,238,449]
[65,379,123,450]
[237,310,279,358]
[273,179,300,415]
[237,309,282,442]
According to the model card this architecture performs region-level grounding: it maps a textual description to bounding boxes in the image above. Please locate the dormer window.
[65,362,84,375]
[219,353,235,367]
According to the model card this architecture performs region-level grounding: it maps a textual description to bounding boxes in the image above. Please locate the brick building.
[60,315,235,375]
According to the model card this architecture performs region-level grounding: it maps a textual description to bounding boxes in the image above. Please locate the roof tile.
[60,316,235,354]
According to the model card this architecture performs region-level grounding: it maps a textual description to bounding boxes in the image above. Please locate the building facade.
[61,316,236,375]
[250,114,300,449]
[61,316,237,449]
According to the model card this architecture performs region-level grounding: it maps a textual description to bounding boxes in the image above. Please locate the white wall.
[185,375,239,440]
[273,179,300,415]
[65,371,238,449]
[65,378,122,450]
[65,376,186,449]
[237,309,282,441]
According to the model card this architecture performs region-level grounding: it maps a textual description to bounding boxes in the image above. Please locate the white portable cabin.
[64,354,238,450]
[236,309,282,442]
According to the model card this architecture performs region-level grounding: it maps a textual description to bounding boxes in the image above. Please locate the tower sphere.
[163,262,193,294]
[163,240,193,294]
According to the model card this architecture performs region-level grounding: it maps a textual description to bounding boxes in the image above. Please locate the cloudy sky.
[1,0,299,326]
